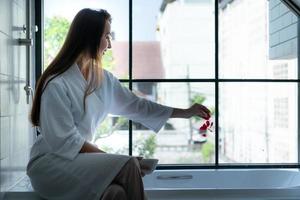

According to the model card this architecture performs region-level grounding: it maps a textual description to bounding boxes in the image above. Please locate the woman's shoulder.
[102,68,112,78]
[42,75,66,95]
[102,69,118,83]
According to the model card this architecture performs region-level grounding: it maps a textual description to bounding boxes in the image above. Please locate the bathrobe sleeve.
[39,81,85,160]
[107,72,173,133]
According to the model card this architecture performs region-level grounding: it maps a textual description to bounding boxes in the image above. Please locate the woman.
[27,8,211,200]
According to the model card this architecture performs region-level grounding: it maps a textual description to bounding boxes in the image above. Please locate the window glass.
[43,0,299,166]
[133,0,215,79]
[95,116,129,154]
[219,82,298,163]
[44,0,129,79]
[132,82,215,164]
[219,0,298,79]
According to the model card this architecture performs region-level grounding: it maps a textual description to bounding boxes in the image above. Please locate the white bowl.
[139,158,159,175]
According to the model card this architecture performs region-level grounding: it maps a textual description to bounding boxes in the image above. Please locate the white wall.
[0,0,35,197]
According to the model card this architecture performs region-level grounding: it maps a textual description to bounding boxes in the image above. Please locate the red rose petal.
[200,126,206,131]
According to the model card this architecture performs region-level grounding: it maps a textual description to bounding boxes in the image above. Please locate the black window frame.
[34,0,300,169]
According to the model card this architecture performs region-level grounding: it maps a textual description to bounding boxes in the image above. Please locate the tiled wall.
[0,0,35,197]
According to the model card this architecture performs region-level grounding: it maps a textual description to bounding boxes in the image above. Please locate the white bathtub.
[143,169,300,200]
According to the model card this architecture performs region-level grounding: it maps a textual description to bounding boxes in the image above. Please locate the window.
[41,0,299,167]
[130,0,216,164]
[219,0,298,165]
[44,0,129,78]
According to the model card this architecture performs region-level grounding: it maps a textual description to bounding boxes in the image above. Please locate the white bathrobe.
[26,63,173,200]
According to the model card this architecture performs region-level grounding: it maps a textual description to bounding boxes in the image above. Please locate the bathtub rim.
[143,168,300,190]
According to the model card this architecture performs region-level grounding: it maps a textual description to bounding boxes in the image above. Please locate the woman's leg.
[101,184,127,200]
[112,157,147,200]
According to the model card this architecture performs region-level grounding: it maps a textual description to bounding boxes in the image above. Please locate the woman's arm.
[170,108,189,118]
[170,103,211,119]
[79,141,106,153]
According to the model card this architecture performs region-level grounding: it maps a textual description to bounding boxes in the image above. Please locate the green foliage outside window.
[134,134,157,159]
[44,16,70,67]
[201,141,214,162]
[44,16,115,70]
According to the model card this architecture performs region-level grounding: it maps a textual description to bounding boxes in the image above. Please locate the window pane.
[95,116,129,154]
[133,0,215,79]
[44,0,129,78]
[95,82,130,154]
[132,82,215,164]
[219,0,298,79]
[219,82,298,163]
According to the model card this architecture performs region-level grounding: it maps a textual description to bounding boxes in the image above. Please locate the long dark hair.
[30,8,111,126]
